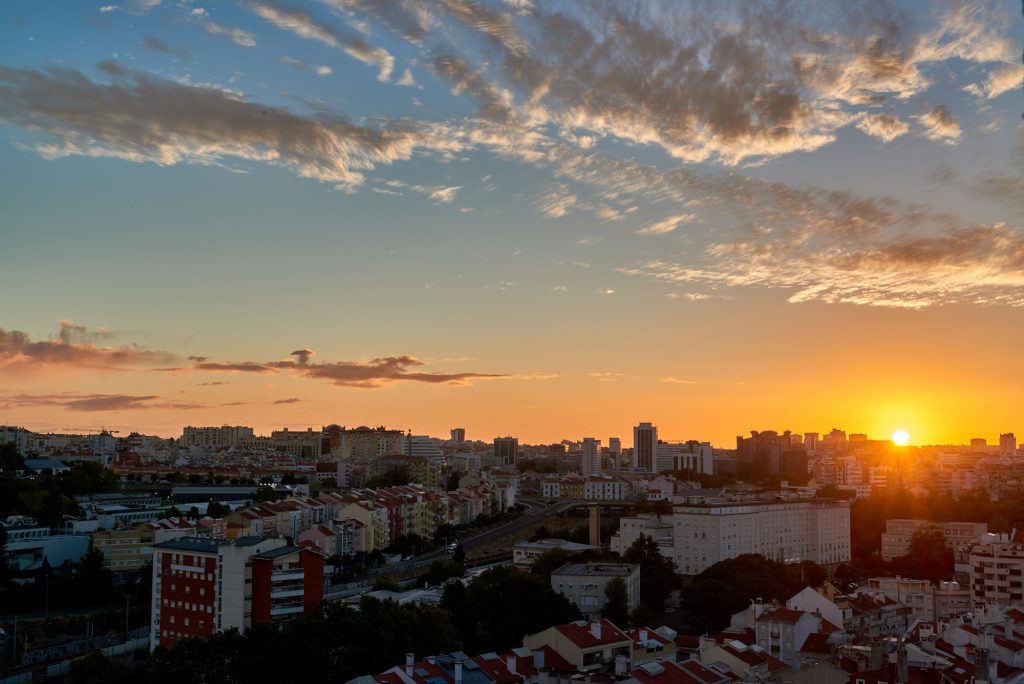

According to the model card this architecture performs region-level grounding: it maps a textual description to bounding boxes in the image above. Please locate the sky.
[0,0,1022,447]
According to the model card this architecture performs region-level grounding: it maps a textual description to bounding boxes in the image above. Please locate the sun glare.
[892,429,910,446]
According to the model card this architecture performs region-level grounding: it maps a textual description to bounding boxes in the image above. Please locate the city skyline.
[2,1,1022,446]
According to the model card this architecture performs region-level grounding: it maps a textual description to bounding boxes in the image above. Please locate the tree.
[321,477,337,490]
[367,466,411,489]
[445,565,580,654]
[682,579,736,632]
[602,576,629,627]
[623,534,681,615]
[451,543,466,565]
[418,560,464,586]
[372,576,403,592]
[187,506,201,520]
[0,442,25,470]
[253,485,277,503]
[445,472,461,491]
[206,500,229,518]
[631,603,657,629]
[891,525,953,584]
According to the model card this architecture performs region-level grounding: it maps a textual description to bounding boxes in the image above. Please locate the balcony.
[270,604,305,617]
[271,571,304,582]
[271,588,305,599]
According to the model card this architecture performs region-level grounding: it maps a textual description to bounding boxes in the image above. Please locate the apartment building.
[611,499,850,576]
[549,563,640,619]
[150,536,323,649]
[969,541,1024,606]
[880,519,988,561]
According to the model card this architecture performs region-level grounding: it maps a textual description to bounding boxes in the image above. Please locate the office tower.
[999,433,1016,456]
[581,437,602,476]
[804,432,819,453]
[632,423,657,473]
[450,428,466,444]
[494,436,519,466]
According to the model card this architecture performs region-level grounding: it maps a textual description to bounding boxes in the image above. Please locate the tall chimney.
[406,653,415,676]
[639,629,648,643]
[590,621,602,640]
[455,661,463,684]
[507,655,517,676]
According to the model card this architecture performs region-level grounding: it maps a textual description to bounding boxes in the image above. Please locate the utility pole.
[126,594,130,636]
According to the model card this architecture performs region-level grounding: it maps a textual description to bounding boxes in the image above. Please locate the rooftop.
[552,562,639,578]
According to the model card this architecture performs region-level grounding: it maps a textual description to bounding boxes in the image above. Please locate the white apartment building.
[656,441,714,475]
[550,562,641,619]
[969,541,1024,606]
[584,476,627,501]
[612,500,850,575]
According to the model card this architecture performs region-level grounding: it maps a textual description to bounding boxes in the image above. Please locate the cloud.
[273,397,303,404]
[916,105,961,143]
[535,183,577,218]
[635,214,695,236]
[622,222,1024,309]
[973,63,1024,99]
[661,377,696,384]
[427,185,461,204]
[99,4,119,11]
[142,36,187,59]
[191,14,257,47]
[594,288,615,296]
[0,322,175,373]
[0,65,443,188]
[0,392,213,412]
[245,0,393,80]
[396,69,419,88]
[856,114,908,142]
[588,372,622,382]
[190,351,505,388]
[277,55,333,76]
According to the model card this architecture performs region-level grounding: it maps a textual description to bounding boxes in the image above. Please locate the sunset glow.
[0,1,1021,445]
[892,430,910,446]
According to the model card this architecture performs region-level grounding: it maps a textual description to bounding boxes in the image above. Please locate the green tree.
[444,565,580,653]
[418,560,464,586]
[630,603,657,629]
[602,576,630,627]
[623,534,681,615]
[451,543,466,565]
[372,576,403,592]
[681,579,736,631]
[891,525,953,583]
[253,485,277,503]
[0,442,25,470]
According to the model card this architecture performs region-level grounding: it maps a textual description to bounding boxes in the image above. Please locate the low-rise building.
[512,539,599,568]
[523,619,632,671]
[549,563,640,619]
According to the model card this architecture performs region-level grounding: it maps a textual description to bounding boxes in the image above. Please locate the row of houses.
[539,475,676,502]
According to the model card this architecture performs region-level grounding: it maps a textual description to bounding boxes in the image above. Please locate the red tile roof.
[554,619,630,649]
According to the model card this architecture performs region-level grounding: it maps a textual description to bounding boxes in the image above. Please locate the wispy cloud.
[277,55,332,76]
[244,0,393,80]
[0,65,450,188]
[635,214,695,236]
[856,114,908,142]
[0,392,215,412]
[661,377,696,384]
[916,105,961,143]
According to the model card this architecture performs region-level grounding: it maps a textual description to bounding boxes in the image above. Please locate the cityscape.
[2,0,1023,683]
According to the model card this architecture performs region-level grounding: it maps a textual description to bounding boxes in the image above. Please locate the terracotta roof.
[631,660,730,684]
[799,632,831,655]
[471,654,520,684]
[554,619,630,648]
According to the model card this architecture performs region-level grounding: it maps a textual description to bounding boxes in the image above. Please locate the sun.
[892,430,910,446]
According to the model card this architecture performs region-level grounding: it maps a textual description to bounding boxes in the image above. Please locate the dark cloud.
[273,397,302,404]
[290,348,315,365]
[0,65,437,188]
[190,351,504,387]
[0,393,208,412]
[0,322,176,372]
[142,35,187,59]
